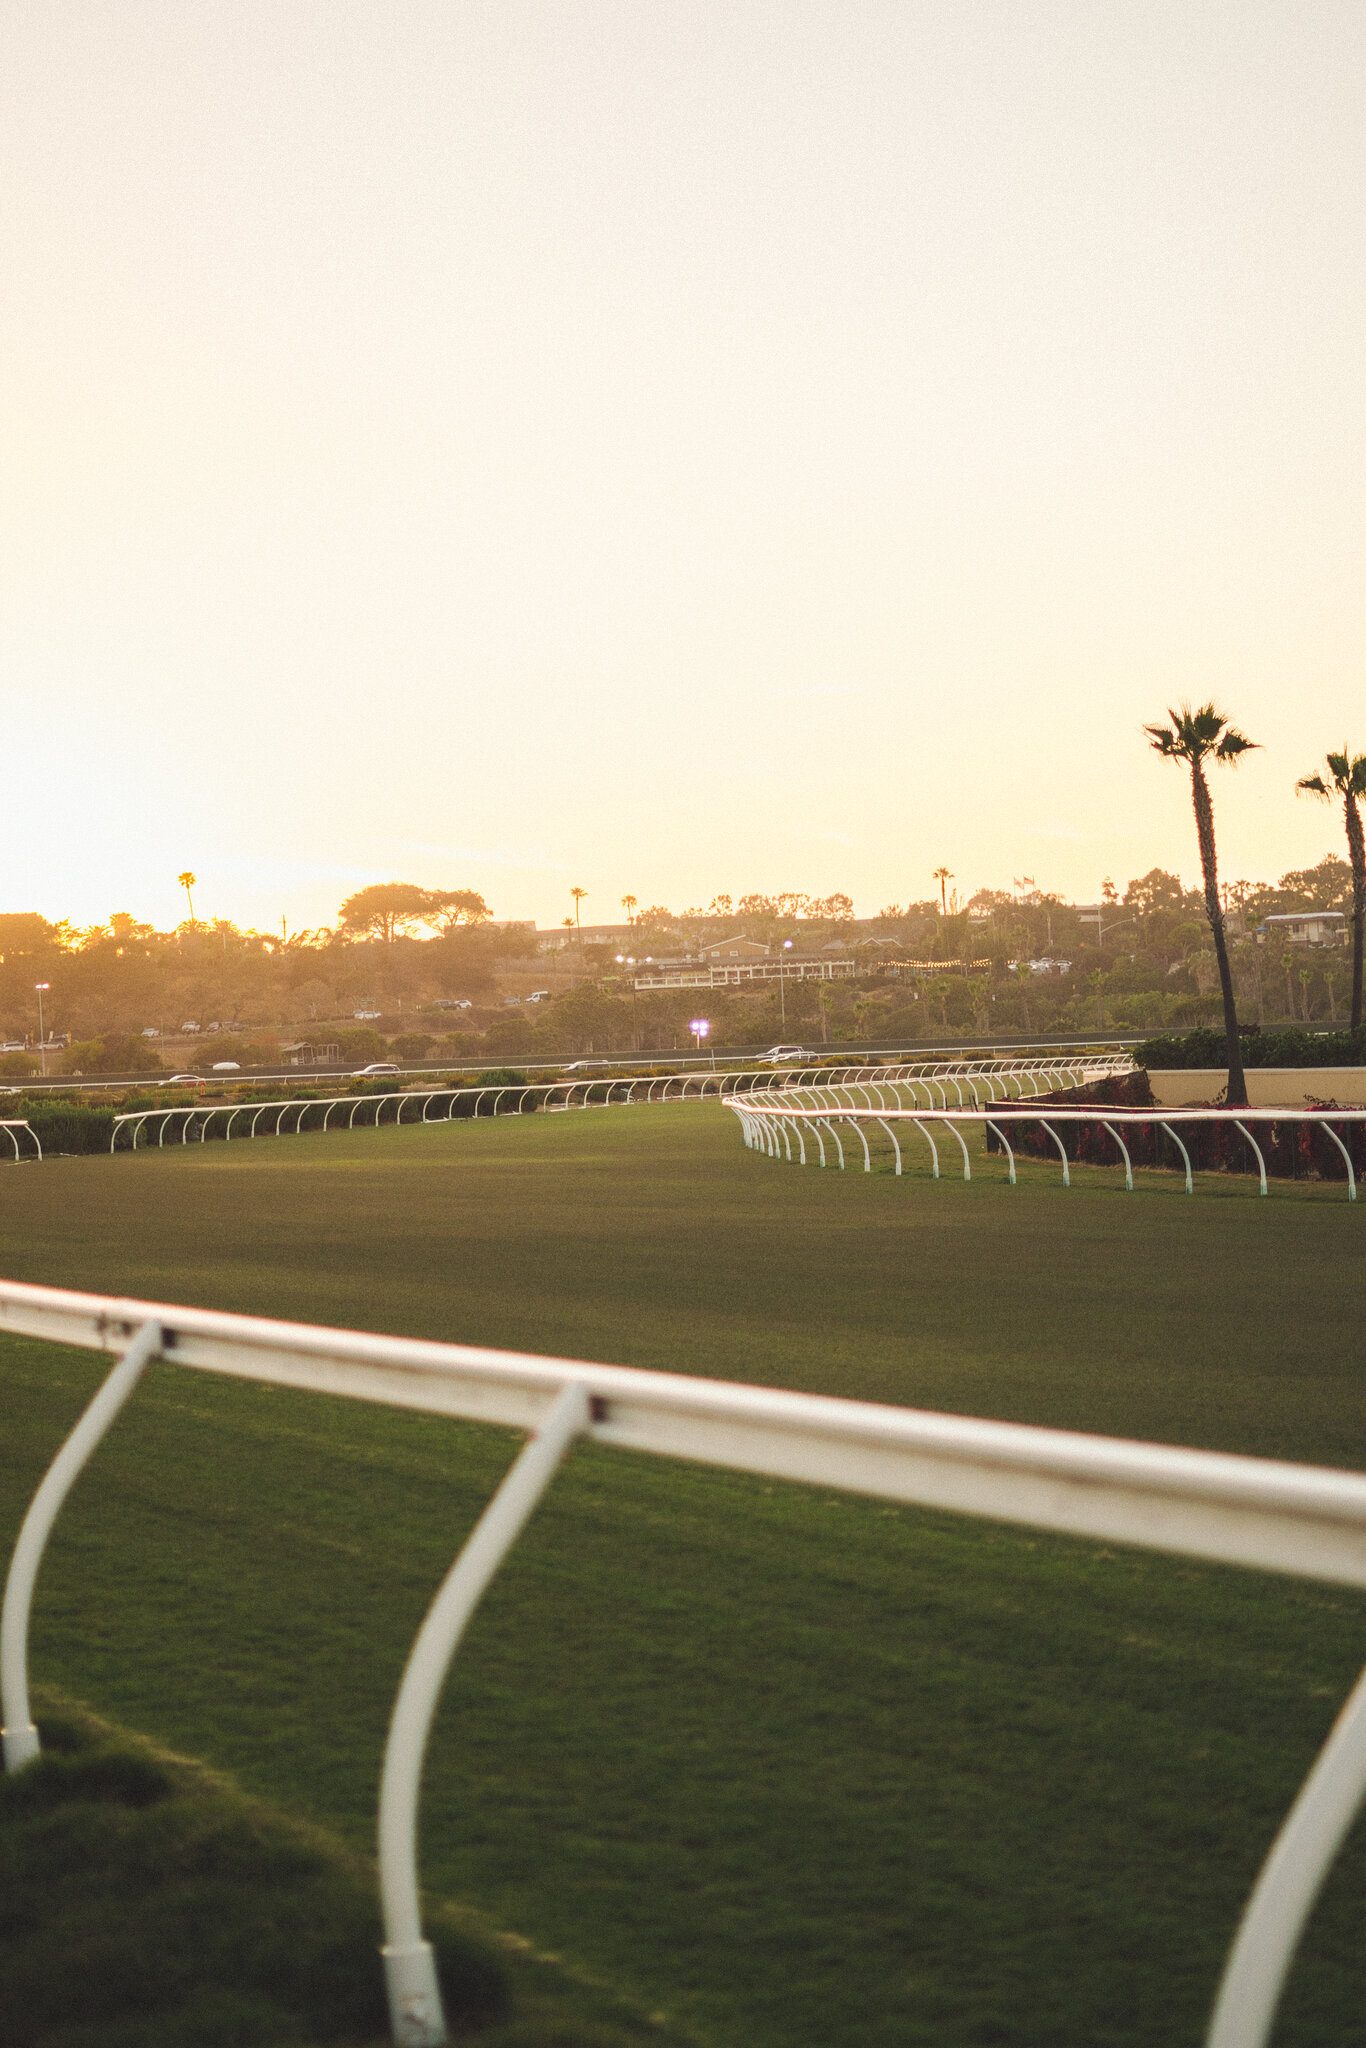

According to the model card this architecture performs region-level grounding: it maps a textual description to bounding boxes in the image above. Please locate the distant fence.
[107,1053,1134,1154]
[727,1096,1366,1199]
[1,1277,1363,2047]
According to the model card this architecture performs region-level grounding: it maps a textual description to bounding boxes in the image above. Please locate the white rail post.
[1234,1119,1269,1197]
[1207,1664,1366,2048]
[377,1380,591,2048]
[2,1319,162,1772]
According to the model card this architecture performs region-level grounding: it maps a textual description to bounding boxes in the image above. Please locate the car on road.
[167,1073,207,1085]
[562,1060,602,1072]
[351,1062,400,1077]
[211,1061,241,1072]
[764,1045,816,1063]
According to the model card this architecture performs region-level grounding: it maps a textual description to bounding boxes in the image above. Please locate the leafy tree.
[424,890,491,934]
[1297,751,1366,1032]
[1144,703,1257,1106]
[0,913,60,959]
[62,1032,164,1076]
[337,883,433,944]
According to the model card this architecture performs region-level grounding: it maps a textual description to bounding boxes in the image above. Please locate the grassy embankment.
[1,1103,1363,2047]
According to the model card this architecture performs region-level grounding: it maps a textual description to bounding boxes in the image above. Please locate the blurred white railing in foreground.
[107,1051,1132,1152]
[3,1278,1360,2047]
[729,1097,1366,1200]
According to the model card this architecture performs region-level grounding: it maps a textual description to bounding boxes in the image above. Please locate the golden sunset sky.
[4,2,1364,932]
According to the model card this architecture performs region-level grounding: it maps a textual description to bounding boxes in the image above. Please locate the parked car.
[0,1041,26,1053]
[527,990,551,1003]
[351,1062,400,1077]
[764,1045,815,1063]
[211,1060,241,1072]
[140,1027,161,1038]
[353,1009,382,1021]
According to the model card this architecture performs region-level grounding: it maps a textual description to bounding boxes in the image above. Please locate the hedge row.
[1135,1027,1366,1070]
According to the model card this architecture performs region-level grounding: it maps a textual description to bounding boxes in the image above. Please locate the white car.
[211,1060,241,1072]
[351,1062,400,1077]
[167,1073,207,1085]
[764,1045,815,1063]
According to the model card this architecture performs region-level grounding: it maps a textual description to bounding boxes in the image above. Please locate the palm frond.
[1214,726,1257,762]
[1297,774,1331,800]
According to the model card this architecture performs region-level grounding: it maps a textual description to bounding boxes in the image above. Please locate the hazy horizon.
[5,2,1363,934]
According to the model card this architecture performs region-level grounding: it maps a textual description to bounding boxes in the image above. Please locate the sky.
[3,1,1364,934]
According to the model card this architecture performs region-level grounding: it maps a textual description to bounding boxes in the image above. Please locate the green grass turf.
[1,1693,685,2048]
[1,1103,1363,2046]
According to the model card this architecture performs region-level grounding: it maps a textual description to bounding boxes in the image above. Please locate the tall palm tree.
[932,867,953,916]
[1145,703,1257,1106]
[621,894,637,925]
[177,871,197,923]
[1296,750,1366,1034]
[571,886,588,931]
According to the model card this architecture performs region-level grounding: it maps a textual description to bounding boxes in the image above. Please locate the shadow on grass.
[0,1693,688,2048]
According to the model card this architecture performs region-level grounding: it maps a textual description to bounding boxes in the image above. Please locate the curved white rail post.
[1101,1121,1134,1194]
[1207,1664,1366,2048]
[1160,1121,1195,1195]
[986,1120,1016,1186]
[1315,1123,1357,1201]
[1037,1119,1071,1188]
[2,1319,162,1772]
[911,1118,940,1178]
[377,1380,590,2048]
[1235,1120,1270,1197]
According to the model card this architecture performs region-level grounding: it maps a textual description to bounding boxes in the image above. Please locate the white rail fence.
[1,1278,1363,2047]
[0,1120,41,1161]
[106,1053,1132,1153]
[728,1098,1366,1200]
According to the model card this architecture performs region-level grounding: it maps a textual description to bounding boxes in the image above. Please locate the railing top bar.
[729,1099,1366,1124]
[105,1060,1131,1131]
[1,1277,1364,1591]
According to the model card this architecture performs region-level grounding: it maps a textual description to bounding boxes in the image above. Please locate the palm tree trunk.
[1190,762,1249,1105]
[1346,793,1364,1037]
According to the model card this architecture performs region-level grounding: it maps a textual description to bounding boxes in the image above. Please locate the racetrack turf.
[1,1103,1362,2045]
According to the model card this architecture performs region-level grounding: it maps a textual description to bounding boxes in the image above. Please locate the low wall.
[1148,1068,1366,1108]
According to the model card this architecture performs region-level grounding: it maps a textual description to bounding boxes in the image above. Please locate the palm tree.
[621,894,637,925]
[932,867,953,916]
[1296,750,1366,1034]
[177,871,197,924]
[1145,704,1257,1106]
[570,886,588,944]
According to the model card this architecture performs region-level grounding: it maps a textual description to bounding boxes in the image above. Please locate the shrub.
[62,1033,164,1076]
[1137,1026,1366,1070]
[18,1102,117,1156]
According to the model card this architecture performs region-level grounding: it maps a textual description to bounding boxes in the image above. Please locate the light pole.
[616,955,641,1049]
[34,984,50,1077]
[690,1017,712,1067]
[778,938,794,1028]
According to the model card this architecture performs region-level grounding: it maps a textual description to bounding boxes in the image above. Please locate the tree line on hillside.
[0,711,1362,1078]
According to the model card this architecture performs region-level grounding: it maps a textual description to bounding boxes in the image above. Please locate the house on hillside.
[698,936,769,963]
[1256,911,1347,948]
